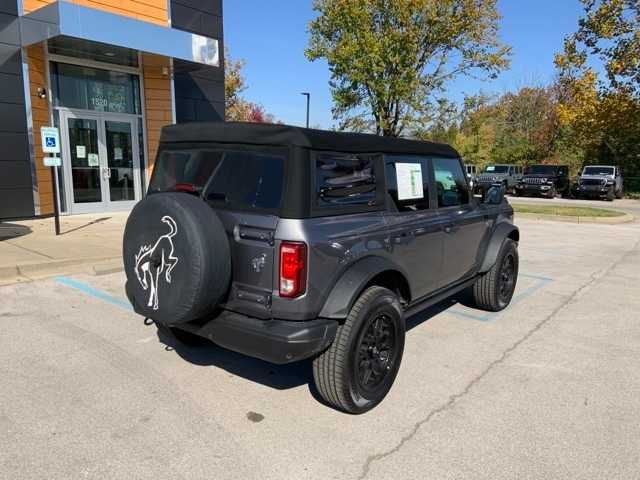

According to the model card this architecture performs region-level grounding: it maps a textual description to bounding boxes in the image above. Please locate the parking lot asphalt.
[1,213,640,480]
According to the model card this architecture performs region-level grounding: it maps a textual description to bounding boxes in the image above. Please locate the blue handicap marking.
[447,272,554,322]
[45,136,57,148]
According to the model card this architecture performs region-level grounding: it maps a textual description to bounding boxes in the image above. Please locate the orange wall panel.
[141,53,172,178]
[23,0,168,26]
[26,44,55,215]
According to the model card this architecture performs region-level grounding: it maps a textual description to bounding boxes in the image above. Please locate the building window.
[50,62,141,115]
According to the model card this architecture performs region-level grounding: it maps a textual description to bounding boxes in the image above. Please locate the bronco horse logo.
[134,216,179,310]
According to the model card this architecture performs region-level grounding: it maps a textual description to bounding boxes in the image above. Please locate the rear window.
[149,149,284,212]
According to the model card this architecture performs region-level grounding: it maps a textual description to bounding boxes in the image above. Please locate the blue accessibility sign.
[41,127,60,154]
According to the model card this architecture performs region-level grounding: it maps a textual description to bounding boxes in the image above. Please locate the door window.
[385,156,430,211]
[105,121,135,202]
[432,157,469,208]
[67,118,101,204]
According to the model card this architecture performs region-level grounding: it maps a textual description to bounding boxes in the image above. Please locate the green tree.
[557,0,639,93]
[306,0,511,137]
[554,0,640,177]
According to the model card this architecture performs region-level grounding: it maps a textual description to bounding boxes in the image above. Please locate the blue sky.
[223,0,585,128]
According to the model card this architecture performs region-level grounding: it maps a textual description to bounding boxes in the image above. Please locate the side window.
[432,157,470,208]
[385,156,430,212]
[316,153,377,207]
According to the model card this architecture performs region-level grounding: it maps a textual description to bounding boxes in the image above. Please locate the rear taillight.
[279,242,307,298]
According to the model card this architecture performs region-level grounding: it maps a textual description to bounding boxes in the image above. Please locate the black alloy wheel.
[354,313,398,396]
[313,286,405,414]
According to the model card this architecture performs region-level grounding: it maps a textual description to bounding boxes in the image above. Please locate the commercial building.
[0,0,224,219]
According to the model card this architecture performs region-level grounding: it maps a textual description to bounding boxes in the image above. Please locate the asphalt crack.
[358,238,640,480]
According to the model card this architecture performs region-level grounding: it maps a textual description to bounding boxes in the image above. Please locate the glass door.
[66,116,102,206]
[61,111,142,213]
[105,120,137,204]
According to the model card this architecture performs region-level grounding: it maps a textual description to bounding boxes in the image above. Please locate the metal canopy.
[20,0,220,68]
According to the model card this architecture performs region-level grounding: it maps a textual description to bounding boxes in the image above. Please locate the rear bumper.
[126,281,339,364]
[175,311,339,365]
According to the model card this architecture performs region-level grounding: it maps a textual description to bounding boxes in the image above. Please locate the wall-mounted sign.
[41,127,60,154]
[43,156,62,167]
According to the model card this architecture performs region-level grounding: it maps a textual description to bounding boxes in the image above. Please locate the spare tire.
[123,192,230,325]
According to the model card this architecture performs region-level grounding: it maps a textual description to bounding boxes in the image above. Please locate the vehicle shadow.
[156,326,313,390]
[153,288,479,396]
[0,222,32,241]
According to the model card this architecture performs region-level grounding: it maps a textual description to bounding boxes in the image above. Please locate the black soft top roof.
[160,122,459,158]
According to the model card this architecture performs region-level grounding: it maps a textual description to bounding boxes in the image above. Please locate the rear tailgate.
[217,211,278,319]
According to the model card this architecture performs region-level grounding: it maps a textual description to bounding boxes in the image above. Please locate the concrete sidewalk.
[0,212,128,285]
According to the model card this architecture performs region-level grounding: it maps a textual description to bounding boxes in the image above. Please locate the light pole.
[301,92,310,128]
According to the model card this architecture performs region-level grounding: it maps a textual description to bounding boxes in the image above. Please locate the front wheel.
[606,188,615,201]
[473,239,519,312]
[313,286,405,414]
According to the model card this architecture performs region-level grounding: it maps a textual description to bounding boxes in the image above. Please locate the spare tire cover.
[123,192,230,325]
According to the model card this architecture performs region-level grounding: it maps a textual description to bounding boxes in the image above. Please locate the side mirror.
[484,185,505,205]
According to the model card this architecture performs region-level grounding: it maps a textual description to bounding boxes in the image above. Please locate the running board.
[403,277,477,318]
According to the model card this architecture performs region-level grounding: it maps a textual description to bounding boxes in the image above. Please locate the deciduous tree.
[306,0,511,136]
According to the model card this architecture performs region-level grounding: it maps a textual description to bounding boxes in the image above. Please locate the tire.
[606,189,614,201]
[313,286,405,414]
[123,192,231,326]
[473,238,519,312]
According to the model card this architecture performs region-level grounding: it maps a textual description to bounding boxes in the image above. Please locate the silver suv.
[475,164,523,194]
[575,165,624,200]
[123,123,520,413]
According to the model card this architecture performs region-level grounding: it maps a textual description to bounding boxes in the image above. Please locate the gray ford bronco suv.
[123,122,520,414]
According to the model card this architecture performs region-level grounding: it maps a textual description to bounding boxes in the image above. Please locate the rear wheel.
[473,239,519,312]
[313,286,405,414]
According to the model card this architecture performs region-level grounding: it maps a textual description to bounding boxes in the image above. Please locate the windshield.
[583,166,614,176]
[525,165,557,175]
[484,165,509,173]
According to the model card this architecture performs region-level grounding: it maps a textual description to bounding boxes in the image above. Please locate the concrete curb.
[515,212,634,224]
[0,256,123,285]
